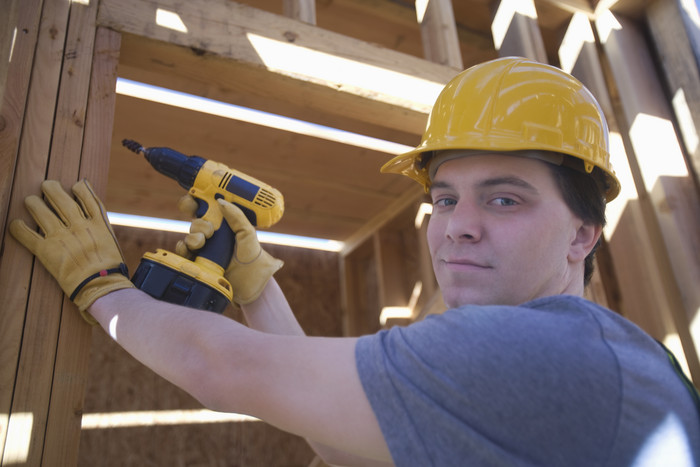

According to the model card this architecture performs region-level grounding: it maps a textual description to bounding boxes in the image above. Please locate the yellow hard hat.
[381,57,621,202]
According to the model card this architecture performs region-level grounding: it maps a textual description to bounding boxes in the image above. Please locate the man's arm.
[89,288,391,463]
[241,279,393,467]
[240,278,305,336]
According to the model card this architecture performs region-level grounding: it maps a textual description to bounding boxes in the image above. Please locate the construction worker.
[11,57,700,466]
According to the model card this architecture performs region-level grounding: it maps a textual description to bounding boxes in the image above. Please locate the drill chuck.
[122,139,204,190]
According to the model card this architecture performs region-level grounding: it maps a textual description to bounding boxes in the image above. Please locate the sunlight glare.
[379,282,423,325]
[672,88,699,155]
[3,412,33,464]
[632,413,694,467]
[492,0,538,50]
[596,10,622,43]
[108,314,119,340]
[629,113,689,190]
[107,212,344,252]
[245,33,443,112]
[603,131,635,237]
[415,0,429,23]
[156,8,188,33]
[559,12,594,74]
[81,409,258,429]
[115,79,412,155]
[380,306,412,325]
[414,203,433,229]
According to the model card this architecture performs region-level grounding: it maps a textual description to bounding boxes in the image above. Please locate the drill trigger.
[195,198,208,218]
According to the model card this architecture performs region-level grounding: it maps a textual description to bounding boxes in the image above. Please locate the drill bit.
[122,139,145,155]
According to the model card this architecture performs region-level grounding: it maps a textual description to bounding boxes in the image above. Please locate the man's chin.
[442,290,493,308]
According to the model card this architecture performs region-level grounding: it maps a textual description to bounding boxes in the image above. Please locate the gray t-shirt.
[356,295,700,466]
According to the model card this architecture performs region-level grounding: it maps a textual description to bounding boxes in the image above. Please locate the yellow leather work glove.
[175,195,283,305]
[10,180,134,324]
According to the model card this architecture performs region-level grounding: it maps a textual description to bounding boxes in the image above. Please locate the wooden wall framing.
[0,0,698,465]
[0,0,121,463]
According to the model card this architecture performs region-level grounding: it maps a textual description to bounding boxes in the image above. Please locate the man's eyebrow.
[476,176,539,193]
[430,176,539,193]
[429,180,452,192]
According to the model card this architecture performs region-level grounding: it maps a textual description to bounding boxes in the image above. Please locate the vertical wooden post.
[595,9,700,381]
[374,229,408,310]
[646,0,700,185]
[557,11,692,372]
[340,241,380,336]
[283,0,316,25]
[0,0,20,108]
[0,0,120,463]
[42,27,121,465]
[415,0,463,68]
[1,0,71,462]
[490,0,547,61]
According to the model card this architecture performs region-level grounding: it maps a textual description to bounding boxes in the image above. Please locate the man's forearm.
[89,288,255,411]
[240,278,304,336]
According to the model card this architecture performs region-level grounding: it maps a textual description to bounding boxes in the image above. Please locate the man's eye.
[491,197,518,207]
[434,198,456,208]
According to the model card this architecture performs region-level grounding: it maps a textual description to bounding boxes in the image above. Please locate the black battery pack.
[132,258,229,313]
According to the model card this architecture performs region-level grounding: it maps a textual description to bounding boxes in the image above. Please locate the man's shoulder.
[430,294,608,329]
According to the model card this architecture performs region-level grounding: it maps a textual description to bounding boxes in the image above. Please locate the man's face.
[427,154,589,308]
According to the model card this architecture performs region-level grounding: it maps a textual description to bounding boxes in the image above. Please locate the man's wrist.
[70,263,130,301]
[80,284,139,327]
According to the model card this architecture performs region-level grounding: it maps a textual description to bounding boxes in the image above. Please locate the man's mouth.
[441,258,491,270]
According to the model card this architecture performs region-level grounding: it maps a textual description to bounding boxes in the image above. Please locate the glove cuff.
[70,263,130,301]
[232,252,283,305]
[73,268,136,324]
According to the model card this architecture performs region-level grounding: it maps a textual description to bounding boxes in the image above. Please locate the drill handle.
[196,221,235,270]
[193,198,235,270]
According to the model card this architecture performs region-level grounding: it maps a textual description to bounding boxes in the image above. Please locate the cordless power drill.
[122,139,284,313]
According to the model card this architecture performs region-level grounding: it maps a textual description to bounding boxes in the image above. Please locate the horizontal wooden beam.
[97,0,458,136]
[539,0,594,16]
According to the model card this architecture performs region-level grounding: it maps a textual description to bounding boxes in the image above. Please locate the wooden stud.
[416,0,464,69]
[0,0,70,461]
[373,229,408,309]
[1,2,120,465]
[42,27,121,465]
[4,0,100,463]
[558,11,681,337]
[647,0,700,184]
[339,241,380,336]
[283,0,316,25]
[0,0,20,113]
[491,0,548,61]
[595,9,700,381]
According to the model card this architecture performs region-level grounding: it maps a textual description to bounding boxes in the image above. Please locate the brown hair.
[546,161,608,285]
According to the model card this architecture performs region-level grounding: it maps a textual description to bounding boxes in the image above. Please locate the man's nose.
[445,202,482,242]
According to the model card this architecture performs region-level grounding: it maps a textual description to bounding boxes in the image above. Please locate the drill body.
[123,140,283,312]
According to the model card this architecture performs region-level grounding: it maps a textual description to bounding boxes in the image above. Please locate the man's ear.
[568,223,603,263]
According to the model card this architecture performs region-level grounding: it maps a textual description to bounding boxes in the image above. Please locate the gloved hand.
[10,180,134,324]
[175,195,283,305]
